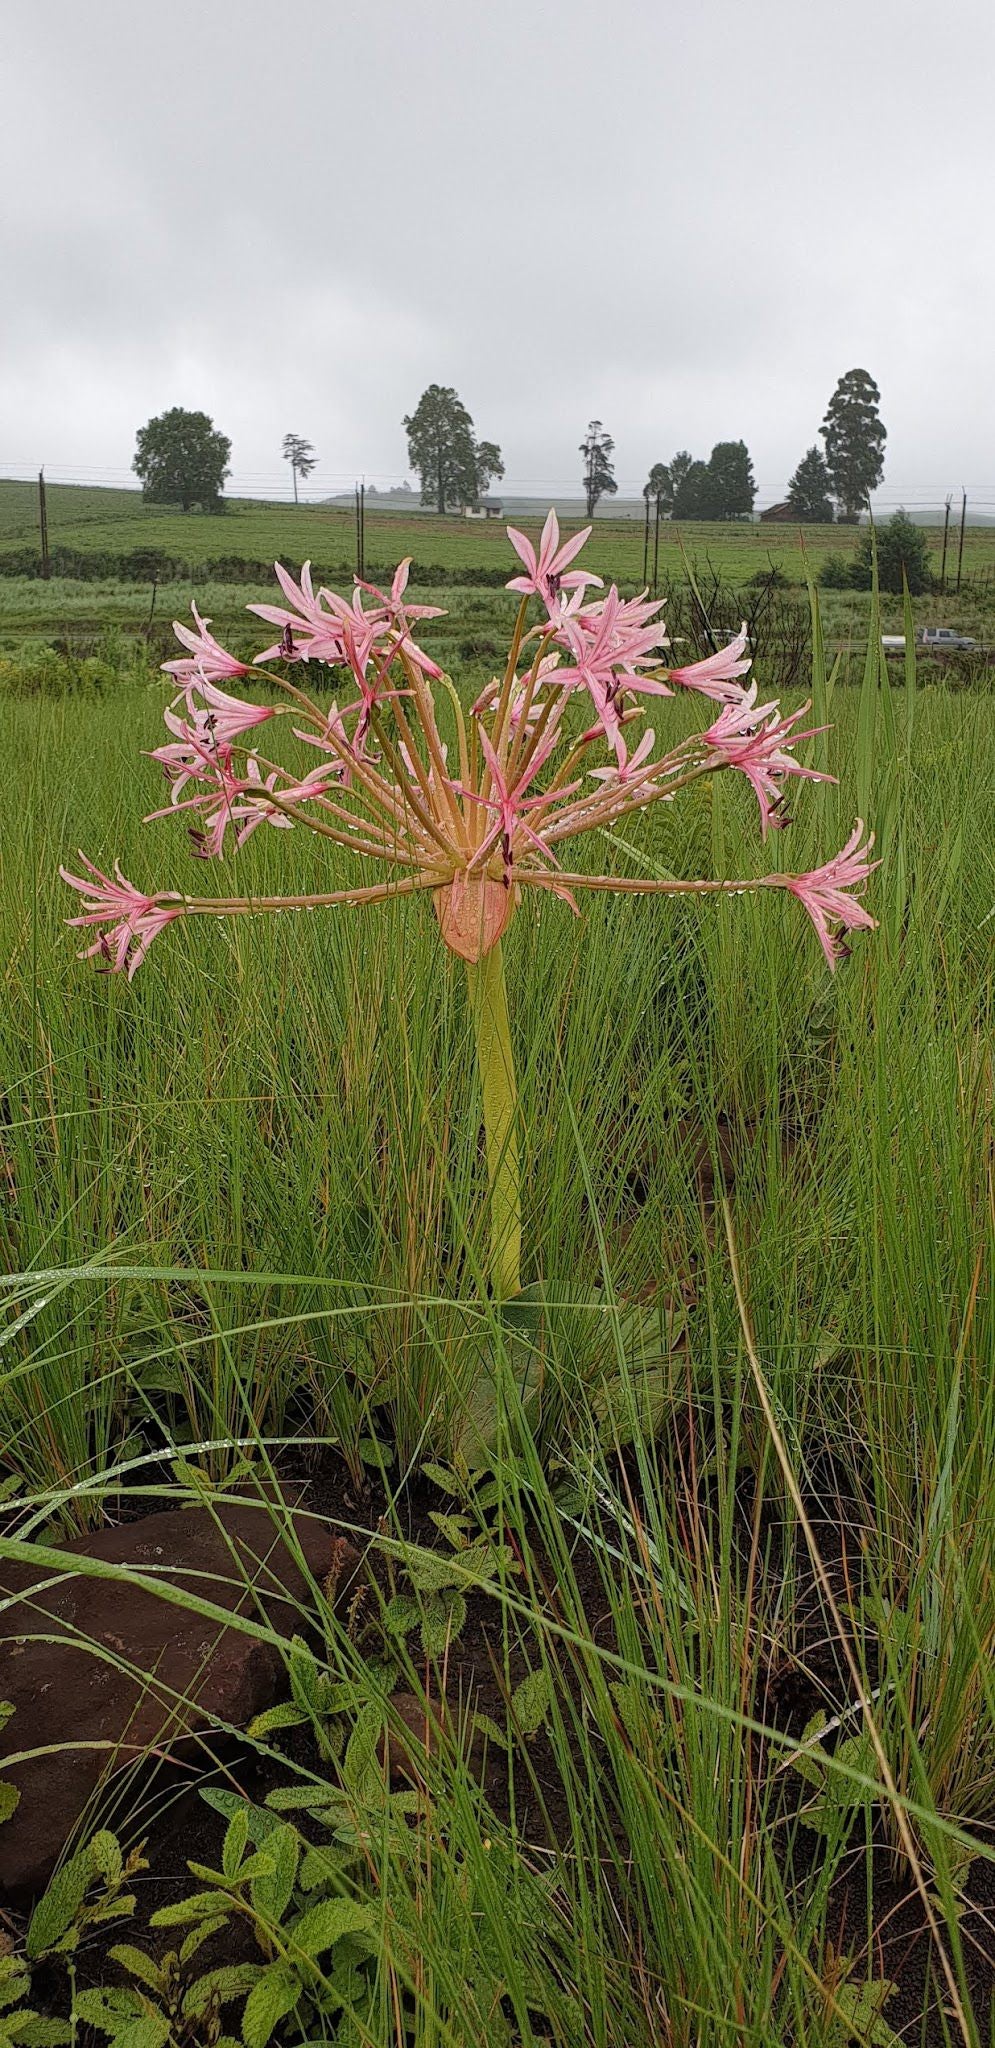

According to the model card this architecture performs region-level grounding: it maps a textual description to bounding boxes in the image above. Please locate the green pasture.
[5,477,995,592]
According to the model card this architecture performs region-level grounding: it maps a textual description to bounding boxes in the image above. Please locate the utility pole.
[653,493,661,598]
[939,494,952,594]
[38,468,50,580]
[642,491,650,587]
[956,489,967,593]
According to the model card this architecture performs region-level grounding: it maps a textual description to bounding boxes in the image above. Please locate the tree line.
[129,366,886,523]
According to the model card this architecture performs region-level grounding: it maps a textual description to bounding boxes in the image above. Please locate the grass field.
[5,478,995,593]
[4,577,995,2041]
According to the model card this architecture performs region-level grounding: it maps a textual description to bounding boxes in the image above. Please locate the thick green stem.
[465,940,521,1300]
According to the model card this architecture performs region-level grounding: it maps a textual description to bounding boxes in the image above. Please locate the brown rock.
[0,1502,363,1901]
[377,1690,486,1788]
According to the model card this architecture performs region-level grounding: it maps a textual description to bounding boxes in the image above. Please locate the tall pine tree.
[821,370,886,522]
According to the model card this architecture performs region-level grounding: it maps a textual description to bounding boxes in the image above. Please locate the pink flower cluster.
[60,858,184,979]
[61,511,878,976]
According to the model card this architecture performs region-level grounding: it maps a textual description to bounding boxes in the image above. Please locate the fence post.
[38,469,50,580]
[956,490,967,593]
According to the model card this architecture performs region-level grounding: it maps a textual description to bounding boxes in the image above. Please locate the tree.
[580,420,617,518]
[705,440,756,519]
[644,462,673,514]
[673,460,712,520]
[403,386,502,513]
[282,433,318,504]
[474,439,505,500]
[821,369,886,522]
[787,446,834,523]
[668,450,694,503]
[850,509,933,595]
[132,408,231,512]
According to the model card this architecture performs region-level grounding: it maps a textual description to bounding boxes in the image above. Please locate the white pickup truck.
[881,626,976,654]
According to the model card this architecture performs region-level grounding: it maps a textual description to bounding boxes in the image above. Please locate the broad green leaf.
[247,1703,308,1740]
[26,1846,92,1957]
[383,1595,422,1638]
[14,2018,74,2047]
[181,1965,262,2015]
[342,1703,385,1800]
[151,1890,232,1928]
[421,1591,466,1655]
[222,1808,250,1880]
[288,1637,321,1711]
[89,1830,123,1888]
[240,1965,301,2048]
[511,1668,552,1737]
[106,1946,163,1993]
[288,1899,374,1961]
[249,1823,299,1923]
[420,1462,461,1495]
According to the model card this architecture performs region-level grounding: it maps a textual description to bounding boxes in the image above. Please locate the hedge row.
[0,546,514,590]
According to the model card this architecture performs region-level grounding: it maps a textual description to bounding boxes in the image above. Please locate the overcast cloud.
[2,0,992,508]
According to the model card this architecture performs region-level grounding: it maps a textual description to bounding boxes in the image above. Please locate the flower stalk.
[465,941,521,1301]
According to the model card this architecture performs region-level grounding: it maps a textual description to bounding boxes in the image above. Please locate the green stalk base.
[465,940,521,1301]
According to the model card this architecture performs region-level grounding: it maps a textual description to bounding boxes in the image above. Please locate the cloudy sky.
[3,0,993,509]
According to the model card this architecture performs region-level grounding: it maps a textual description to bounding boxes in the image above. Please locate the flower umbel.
[62,517,877,1297]
[63,523,876,975]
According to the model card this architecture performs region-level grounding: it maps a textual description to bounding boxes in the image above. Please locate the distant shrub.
[0,633,148,698]
[850,511,934,596]
[819,553,853,590]
[458,634,504,662]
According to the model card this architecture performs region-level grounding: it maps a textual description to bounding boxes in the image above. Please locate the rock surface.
[378,1689,486,1788]
[0,1501,362,1900]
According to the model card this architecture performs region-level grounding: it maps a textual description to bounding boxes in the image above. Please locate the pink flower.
[149,708,229,802]
[356,558,444,628]
[252,560,443,680]
[781,823,879,969]
[338,575,442,681]
[667,626,752,703]
[703,688,833,837]
[146,713,253,857]
[506,510,602,614]
[60,857,183,978]
[588,728,657,786]
[558,587,671,763]
[163,606,251,688]
[229,760,332,848]
[249,562,345,664]
[461,722,574,879]
[473,656,563,728]
[295,700,355,780]
[176,677,276,744]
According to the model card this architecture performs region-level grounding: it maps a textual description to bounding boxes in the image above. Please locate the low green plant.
[26,1830,147,1962]
[0,1953,70,2048]
[384,1518,516,1656]
[125,1802,378,2047]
